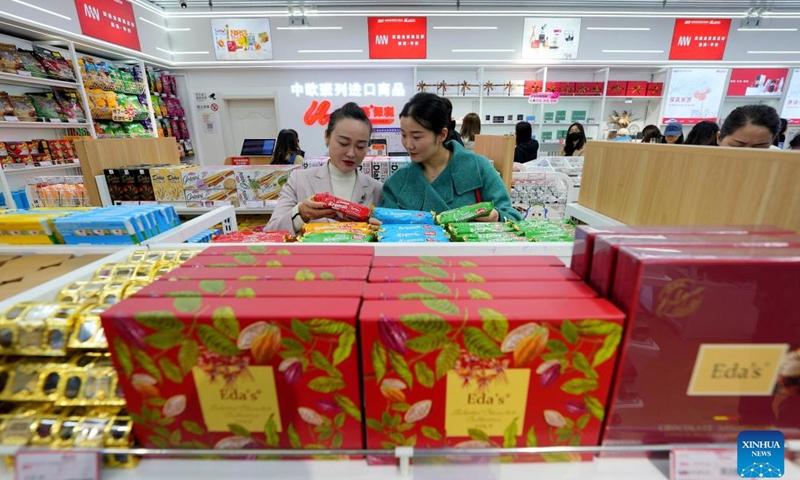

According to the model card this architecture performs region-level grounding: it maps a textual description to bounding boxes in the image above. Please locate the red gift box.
[574,82,592,97]
[523,80,543,96]
[182,254,374,269]
[604,247,800,446]
[570,225,795,281]
[372,255,564,268]
[101,297,365,451]
[162,266,371,281]
[368,266,579,283]
[646,82,663,97]
[133,280,367,299]
[605,81,628,96]
[589,82,604,96]
[197,245,375,256]
[589,234,800,298]
[625,81,648,97]
[545,82,562,94]
[362,281,597,300]
[359,298,625,463]
[560,82,576,96]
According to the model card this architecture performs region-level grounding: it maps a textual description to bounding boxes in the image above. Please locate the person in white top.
[718,104,783,149]
[265,102,383,233]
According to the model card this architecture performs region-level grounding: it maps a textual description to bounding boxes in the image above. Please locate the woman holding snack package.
[266,102,382,233]
[378,93,521,222]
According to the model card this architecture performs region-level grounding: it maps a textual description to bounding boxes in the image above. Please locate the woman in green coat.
[379,93,521,222]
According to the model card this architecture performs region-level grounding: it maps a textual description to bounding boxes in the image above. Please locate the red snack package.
[313,192,370,222]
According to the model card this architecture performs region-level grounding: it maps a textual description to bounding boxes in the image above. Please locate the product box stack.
[181,167,240,207]
[101,245,375,451]
[150,164,199,205]
[52,205,180,245]
[360,254,625,464]
[234,165,300,208]
[570,225,800,447]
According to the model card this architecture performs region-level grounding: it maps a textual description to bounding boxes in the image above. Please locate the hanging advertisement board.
[212,19,273,60]
[662,68,729,124]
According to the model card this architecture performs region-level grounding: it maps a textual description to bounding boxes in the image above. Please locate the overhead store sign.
[669,19,731,61]
[662,68,728,124]
[781,69,800,124]
[290,82,406,98]
[727,68,789,96]
[304,100,395,126]
[521,18,581,60]
[212,18,273,60]
[368,17,427,59]
[74,0,140,51]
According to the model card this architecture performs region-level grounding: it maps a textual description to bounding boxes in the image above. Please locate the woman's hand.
[475,209,500,222]
[298,197,336,222]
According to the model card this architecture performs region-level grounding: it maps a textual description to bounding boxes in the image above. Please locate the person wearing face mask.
[561,122,587,156]
[266,102,383,233]
[379,93,521,222]
[717,105,782,149]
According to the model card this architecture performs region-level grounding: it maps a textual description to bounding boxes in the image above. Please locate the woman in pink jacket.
[266,102,383,233]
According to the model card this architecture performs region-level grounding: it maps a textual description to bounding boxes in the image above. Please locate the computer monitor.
[240,139,276,156]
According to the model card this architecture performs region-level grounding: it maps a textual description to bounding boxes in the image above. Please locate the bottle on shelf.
[529,25,539,49]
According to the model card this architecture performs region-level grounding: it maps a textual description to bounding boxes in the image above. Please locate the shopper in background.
[718,104,781,149]
[266,102,382,232]
[440,97,465,147]
[561,122,586,156]
[774,118,788,149]
[271,129,305,165]
[379,92,521,222]
[684,121,720,146]
[661,121,684,144]
[790,133,800,150]
[611,127,632,142]
[514,121,540,163]
[641,124,662,144]
[287,128,306,157]
[460,112,481,151]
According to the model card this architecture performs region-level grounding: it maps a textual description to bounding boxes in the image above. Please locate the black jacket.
[514,141,539,163]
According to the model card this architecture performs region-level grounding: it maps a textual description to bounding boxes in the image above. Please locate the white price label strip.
[15,451,100,480]
[671,449,738,480]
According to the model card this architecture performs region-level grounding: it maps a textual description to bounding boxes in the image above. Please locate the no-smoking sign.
[210,103,219,112]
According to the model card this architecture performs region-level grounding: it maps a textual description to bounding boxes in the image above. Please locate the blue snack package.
[373,207,435,225]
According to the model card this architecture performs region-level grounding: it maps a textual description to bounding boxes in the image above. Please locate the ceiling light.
[748,50,800,54]
[738,27,798,31]
[139,17,191,31]
[276,26,342,30]
[433,26,498,30]
[298,49,363,53]
[452,49,515,53]
[603,50,664,53]
[10,0,71,21]
[156,47,209,55]
[587,27,651,31]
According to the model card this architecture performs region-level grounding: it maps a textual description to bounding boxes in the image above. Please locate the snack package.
[447,222,516,234]
[0,43,22,74]
[53,89,85,120]
[302,222,373,235]
[170,119,181,139]
[299,232,374,243]
[14,50,48,78]
[157,96,167,117]
[313,192,371,222]
[0,92,14,117]
[457,232,528,242]
[372,207,435,225]
[124,123,148,138]
[178,120,191,140]
[28,93,63,119]
[9,95,38,121]
[379,224,441,232]
[435,202,494,224]
[90,89,108,108]
[33,46,76,82]
[379,233,450,243]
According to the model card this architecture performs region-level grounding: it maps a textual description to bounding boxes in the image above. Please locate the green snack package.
[463,235,528,243]
[447,222,515,234]
[435,202,494,225]
[299,232,374,243]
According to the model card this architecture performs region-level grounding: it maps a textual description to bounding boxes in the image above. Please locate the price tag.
[38,161,54,167]
[49,118,63,123]
[4,115,20,122]
[230,156,251,166]
[15,450,100,480]
[67,119,81,124]
[17,70,32,77]
[671,449,738,480]
[139,201,158,205]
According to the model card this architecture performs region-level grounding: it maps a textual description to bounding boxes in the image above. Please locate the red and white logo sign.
[669,19,731,61]
[727,68,789,96]
[304,100,395,126]
[210,103,219,112]
[74,0,140,51]
[368,17,427,60]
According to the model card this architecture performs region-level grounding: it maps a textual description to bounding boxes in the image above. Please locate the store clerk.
[378,93,521,222]
[265,102,383,233]
[718,104,782,149]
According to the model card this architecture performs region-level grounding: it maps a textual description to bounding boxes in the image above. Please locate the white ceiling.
[142,0,800,13]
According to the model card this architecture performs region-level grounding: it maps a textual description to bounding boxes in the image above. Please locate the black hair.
[566,122,586,151]
[685,121,720,146]
[641,124,662,144]
[660,133,684,144]
[325,102,372,138]
[564,132,585,156]
[775,118,789,146]
[272,129,301,165]
[515,121,533,145]
[790,132,800,150]
[399,92,450,136]
[720,104,781,141]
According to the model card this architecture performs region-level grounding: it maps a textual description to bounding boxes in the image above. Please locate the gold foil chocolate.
[0,302,80,356]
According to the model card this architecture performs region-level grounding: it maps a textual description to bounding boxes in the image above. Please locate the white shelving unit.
[566,203,625,227]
